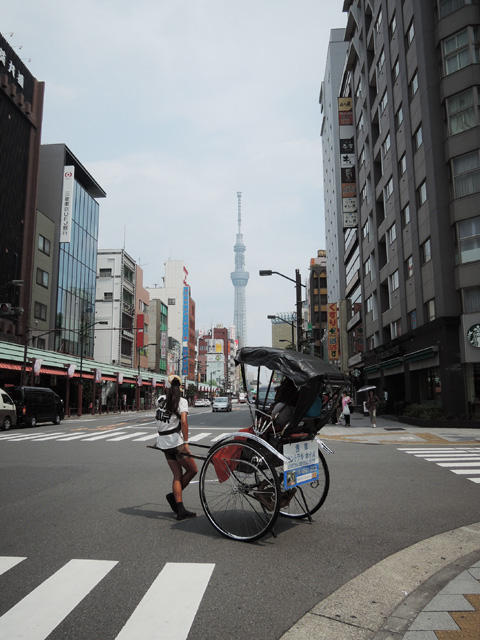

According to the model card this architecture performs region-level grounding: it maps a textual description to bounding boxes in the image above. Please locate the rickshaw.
[151,347,347,542]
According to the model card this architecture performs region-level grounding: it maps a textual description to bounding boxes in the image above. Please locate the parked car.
[194,398,210,407]
[212,396,232,412]
[0,389,17,431]
[10,386,64,427]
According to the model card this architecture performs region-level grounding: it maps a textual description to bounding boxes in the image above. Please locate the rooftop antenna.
[123,226,126,249]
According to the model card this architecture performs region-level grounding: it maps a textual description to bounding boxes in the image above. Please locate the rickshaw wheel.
[199,439,280,542]
[278,445,330,519]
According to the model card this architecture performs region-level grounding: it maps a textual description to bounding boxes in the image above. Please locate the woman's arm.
[180,412,189,442]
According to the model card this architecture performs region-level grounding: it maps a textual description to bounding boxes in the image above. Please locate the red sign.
[137,314,144,348]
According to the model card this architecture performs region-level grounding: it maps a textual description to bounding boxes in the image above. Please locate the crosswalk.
[398,446,480,484]
[0,427,230,447]
[0,557,215,639]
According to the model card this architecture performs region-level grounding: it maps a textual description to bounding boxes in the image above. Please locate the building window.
[366,295,373,313]
[406,21,415,49]
[361,182,368,203]
[408,309,417,330]
[104,292,113,301]
[405,255,414,278]
[443,27,480,76]
[418,180,428,206]
[36,268,49,289]
[422,238,432,263]
[409,72,419,99]
[463,286,480,312]
[168,298,176,305]
[99,268,112,278]
[414,125,423,151]
[391,319,402,339]
[387,223,397,245]
[362,218,370,239]
[384,177,394,200]
[393,58,400,81]
[34,301,47,321]
[439,0,480,19]
[355,78,362,101]
[447,88,478,135]
[375,9,383,35]
[452,151,480,197]
[396,105,404,128]
[377,49,386,75]
[379,90,388,116]
[425,299,436,321]
[359,146,366,166]
[457,216,480,263]
[399,153,407,176]
[36,338,46,350]
[38,235,51,256]
[402,203,411,227]
[390,14,397,38]
[381,132,391,157]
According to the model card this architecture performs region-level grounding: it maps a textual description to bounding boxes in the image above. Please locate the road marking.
[116,563,215,640]
[107,432,148,441]
[187,432,211,442]
[0,557,25,576]
[0,559,117,640]
[0,432,65,440]
[211,433,231,442]
[132,434,157,441]
[55,433,90,441]
[82,432,128,441]
[399,447,480,484]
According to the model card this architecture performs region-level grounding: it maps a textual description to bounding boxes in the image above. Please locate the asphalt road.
[0,406,478,640]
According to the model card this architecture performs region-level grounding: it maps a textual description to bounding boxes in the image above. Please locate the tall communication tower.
[230,192,249,348]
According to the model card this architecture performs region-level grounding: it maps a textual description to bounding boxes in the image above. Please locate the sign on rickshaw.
[283,441,319,490]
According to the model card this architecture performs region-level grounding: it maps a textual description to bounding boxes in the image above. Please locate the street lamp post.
[260,270,306,352]
[78,319,108,417]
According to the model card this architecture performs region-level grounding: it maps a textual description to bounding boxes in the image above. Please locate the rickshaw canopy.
[235,347,347,429]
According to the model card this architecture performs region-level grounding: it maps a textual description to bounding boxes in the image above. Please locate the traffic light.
[0,303,24,317]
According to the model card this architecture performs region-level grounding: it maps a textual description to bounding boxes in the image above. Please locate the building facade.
[95,249,136,368]
[35,144,106,358]
[0,33,45,344]
[330,0,480,416]
[308,250,329,360]
[147,260,196,382]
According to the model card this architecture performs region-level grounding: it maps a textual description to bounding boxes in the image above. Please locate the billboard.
[327,303,339,362]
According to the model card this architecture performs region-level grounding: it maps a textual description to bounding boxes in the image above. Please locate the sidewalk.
[281,417,480,640]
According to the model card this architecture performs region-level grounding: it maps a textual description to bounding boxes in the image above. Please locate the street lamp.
[78,320,108,417]
[267,315,295,348]
[260,269,306,352]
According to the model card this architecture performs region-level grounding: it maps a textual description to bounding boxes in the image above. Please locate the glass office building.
[55,181,100,357]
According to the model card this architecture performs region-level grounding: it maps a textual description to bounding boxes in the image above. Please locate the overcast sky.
[4,1,347,347]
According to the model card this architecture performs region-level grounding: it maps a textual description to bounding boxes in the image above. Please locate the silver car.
[0,389,17,431]
[212,397,232,412]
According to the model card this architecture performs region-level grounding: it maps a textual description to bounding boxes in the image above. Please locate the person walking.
[155,374,197,520]
[340,391,352,426]
[366,389,380,428]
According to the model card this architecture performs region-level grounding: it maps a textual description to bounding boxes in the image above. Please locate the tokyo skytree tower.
[230,192,249,348]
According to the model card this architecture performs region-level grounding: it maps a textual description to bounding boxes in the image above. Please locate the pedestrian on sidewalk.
[366,389,380,428]
[155,374,198,520]
[340,391,352,426]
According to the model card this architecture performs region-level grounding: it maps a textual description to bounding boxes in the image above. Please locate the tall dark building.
[322,1,480,417]
[0,32,44,343]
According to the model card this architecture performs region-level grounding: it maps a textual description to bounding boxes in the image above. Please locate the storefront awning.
[405,347,438,363]
[380,357,403,370]
[364,365,379,373]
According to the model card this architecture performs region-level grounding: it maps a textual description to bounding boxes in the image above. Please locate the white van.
[0,389,17,430]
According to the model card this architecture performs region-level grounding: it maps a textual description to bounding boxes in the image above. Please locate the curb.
[280,522,480,640]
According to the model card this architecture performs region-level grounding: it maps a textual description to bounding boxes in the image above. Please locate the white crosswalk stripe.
[0,430,220,445]
[0,557,214,640]
[398,446,480,484]
[0,559,118,640]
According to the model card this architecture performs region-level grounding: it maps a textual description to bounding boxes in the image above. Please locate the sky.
[4,1,347,347]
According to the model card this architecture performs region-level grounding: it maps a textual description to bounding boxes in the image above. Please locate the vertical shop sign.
[60,166,75,243]
[327,303,339,362]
